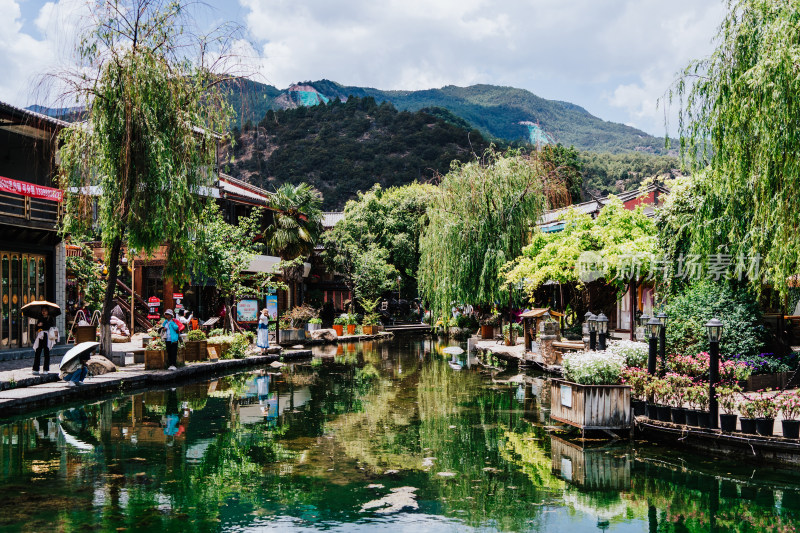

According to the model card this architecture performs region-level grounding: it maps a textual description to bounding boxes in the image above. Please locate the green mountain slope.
[228,78,671,154]
[221,96,493,210]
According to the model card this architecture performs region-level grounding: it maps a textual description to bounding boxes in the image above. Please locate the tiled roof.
[322,211,345,228]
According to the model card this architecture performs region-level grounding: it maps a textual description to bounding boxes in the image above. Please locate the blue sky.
[3,0,726,137]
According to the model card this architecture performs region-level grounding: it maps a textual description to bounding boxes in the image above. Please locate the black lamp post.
[705,317,724,430]
[638,313,650,342]
[656,311,668,376]
[596,312,609,350]
[588,313,597,351]
[646,317,661,375]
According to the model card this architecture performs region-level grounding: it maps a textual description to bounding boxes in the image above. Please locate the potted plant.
[361,298,381,335]
[480,313,500,339]
[738,398,758,434]
[332,316,346,336]
[645,378,671,422]
[750,390,777,437]
[307,317,323,332]
[621,367,650,416]
[184,329,207,362]
[346,313,358,335]
[779,391,800,439]
[684,386,700,427]
[693,384,711,428]
[666,373,692,425]
[279,310,306,343]
[144,338,166,370]
[716,384,741,432]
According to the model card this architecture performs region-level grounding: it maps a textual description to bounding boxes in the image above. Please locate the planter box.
[280,329,306,343]
[184,340,207,362]
[307,323,322,332]
[144,349,165,370]
[362,325,377,335]
[332,325,344,336]
[177,346,185,365]
[480,325,495,339]
[74,325,96,344]
[744,372,790,391]
[550,379,632,430]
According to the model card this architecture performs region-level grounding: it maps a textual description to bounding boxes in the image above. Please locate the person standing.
[32,308,58,374]
[257,308,270,354]
[163,309,180,371]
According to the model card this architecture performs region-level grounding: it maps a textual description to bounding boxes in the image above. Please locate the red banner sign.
[0,175,63,202]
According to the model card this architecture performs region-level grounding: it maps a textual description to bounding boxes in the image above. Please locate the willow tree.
[418,149,553,320]
[55,0,240,354]
[671,0,800,296]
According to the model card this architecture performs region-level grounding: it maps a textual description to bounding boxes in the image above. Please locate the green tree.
[671,0,800,296]
[418,149,550,320]
[540,144,583,203]
[56,0,238,354]
[264,183,323,309]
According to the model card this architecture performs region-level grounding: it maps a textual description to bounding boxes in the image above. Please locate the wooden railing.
[0,191,60,224]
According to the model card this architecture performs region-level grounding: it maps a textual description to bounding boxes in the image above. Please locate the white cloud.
[239,0,726,135]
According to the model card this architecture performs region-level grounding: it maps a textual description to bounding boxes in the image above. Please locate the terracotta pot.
[332,325,344,336]
[362,325,375,335]
[347,324,356,335]
[144,349,165,370]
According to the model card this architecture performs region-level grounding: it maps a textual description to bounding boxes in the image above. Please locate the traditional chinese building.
[0,102,67,351]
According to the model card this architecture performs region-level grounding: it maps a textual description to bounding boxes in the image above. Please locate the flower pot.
[755,418,775,437]
[656,405,672,422]
[719,413,738,432]
[740,417,757,434]
[332,325,344,336]
[362,325,376,335]
[144,349,165,370]
[685,409,699,427]
[307,323,321,332]
[645,403,657,419]
[480,325,494,339]
[670,407,687,425]
[696,411,712,428]
[782,420,800,439]
[632,399,646,417]
[74,324,97,344]
[346,324,356,335]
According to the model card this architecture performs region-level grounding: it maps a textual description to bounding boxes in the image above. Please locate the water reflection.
[0,337,798,531]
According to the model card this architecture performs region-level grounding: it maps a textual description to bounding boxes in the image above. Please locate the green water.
[1,337,799,532]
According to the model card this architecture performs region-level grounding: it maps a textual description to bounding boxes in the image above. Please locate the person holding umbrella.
[22,301,61,375]
[59,341,97,386]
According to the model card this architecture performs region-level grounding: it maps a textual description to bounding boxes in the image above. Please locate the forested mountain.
[225,78,674,154]
[221,96,494,209]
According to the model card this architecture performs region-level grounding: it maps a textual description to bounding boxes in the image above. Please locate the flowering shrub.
[607,340,648,368]
[727,352,800,375]
[716,384,742,415]
[779,391,800,421]
[645,378,670,405]
[741,390,778,419]
[562,351,625,385]
[667,352,750,382]
[685,384,709,410]
[621,367,651,400]
[739,399,757,419]
[665,373,693,407]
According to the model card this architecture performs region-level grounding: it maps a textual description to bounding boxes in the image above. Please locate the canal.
[0,337,799,532]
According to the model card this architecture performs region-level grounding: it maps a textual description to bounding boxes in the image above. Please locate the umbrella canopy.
[60,341,99,371]
[21,300,61,320]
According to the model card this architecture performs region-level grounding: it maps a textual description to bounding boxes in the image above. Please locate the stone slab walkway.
[0,348,312,418]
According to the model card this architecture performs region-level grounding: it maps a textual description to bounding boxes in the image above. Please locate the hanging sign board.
[237,299,258,323]
[147,296,161,320]
[0,175,63,202]
[173,293,184,310]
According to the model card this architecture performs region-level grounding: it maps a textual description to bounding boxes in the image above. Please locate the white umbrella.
[60,341,99,372]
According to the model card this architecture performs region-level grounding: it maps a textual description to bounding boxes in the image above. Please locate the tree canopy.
[417,150,551,319]
[502,198,658,297]
[671,0,800,296]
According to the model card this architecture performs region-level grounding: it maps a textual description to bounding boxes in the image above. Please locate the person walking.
[257,308,270,354]
[32,307,58,374]
[163,309,180,371]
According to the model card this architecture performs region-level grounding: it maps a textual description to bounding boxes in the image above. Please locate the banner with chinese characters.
[0,175,63,202]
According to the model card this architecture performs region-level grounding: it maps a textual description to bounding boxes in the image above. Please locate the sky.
[2,0,726,137]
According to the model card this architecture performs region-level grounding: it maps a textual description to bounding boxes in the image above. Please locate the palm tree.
[264,183,323,309]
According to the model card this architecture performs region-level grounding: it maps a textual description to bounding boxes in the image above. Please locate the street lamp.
[596,312,609,350]
[656,311,668,376]
[639,312,650,342]
[587,313,597,350]
[705,317,724,429]
[646,317,662,375]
